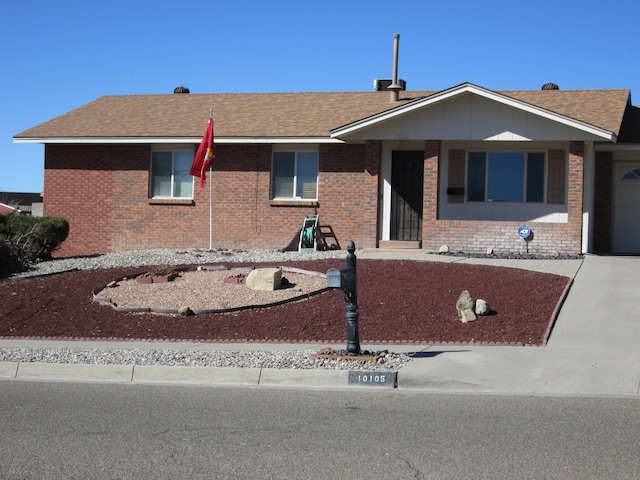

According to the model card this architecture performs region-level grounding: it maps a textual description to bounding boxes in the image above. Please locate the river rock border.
[92,265,330,315]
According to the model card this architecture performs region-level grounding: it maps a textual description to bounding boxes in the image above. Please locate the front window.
[272,150,318,200]
[467,151,545,203]
[151,151,194,198]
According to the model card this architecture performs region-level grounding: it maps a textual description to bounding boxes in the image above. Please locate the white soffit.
[330,83,615,141]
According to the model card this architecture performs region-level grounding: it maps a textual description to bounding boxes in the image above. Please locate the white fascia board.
[13,136,344,145]
[330,83,615,141]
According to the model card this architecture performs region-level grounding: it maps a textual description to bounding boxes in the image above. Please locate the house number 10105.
[348,371,397,388]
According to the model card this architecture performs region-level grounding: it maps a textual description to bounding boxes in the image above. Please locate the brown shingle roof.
[15,91,431,139]
[502,89,630,136]
[14,87,631,140]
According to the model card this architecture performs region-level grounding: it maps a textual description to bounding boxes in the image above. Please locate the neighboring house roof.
[14,84,631,143]
[0,192,42,214]
[0,203,18,213]
[0,192,43,204]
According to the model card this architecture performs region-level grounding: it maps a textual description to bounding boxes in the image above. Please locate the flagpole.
[191,110,215,251]
[208,109,213,251]
[209,163,213,251]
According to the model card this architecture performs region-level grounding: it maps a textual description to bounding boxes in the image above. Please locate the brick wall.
[420,141,585,255]
[210,143,377,251]
[44,144,211,257]
[44,143,380,257]
[318,142,383,249]
[44,140,586,257]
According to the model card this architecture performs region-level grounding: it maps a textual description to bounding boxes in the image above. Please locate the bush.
[0,236,21,275]
[0,213,69,276]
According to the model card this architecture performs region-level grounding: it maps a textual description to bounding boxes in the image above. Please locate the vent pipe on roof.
[542,83,559,90]
[374,79,407,91]
[174,86,190,94]
[388,34,402,102]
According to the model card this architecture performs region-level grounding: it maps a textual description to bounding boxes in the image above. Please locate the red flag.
[190,117,215,189]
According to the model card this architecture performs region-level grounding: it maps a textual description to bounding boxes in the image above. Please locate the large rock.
[456,290,477,323]
[246,268,283,291]
[475,298,491,316]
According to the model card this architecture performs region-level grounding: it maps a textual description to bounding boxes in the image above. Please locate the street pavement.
[1,252,640,397]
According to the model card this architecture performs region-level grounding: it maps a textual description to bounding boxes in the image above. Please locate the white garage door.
[613,164,640,253]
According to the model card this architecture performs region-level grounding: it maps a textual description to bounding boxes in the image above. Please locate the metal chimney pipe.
[389,34,401,102]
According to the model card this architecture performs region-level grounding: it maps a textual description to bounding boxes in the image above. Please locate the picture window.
[467,151,545,203]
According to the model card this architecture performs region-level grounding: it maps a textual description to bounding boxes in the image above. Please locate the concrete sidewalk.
[2,254,639,396]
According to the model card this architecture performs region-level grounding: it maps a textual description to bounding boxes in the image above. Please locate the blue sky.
[1,0,639,193]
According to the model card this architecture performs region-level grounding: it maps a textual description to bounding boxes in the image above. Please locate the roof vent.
[173,86,190,94]
[542,83,559,90]
[374,79,407,91]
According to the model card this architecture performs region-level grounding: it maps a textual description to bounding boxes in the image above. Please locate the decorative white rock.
[475,299,491,316]
[439,245,449,253]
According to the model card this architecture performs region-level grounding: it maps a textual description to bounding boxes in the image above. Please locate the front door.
[390,151,424,241]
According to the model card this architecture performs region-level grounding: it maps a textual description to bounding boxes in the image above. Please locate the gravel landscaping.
[0,346,410,372]
[0,248,574,371]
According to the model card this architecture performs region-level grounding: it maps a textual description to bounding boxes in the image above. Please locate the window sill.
[270,199,319,207]
[148,198,195,206]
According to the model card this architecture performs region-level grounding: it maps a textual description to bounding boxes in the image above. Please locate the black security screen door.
[390,150,424,241]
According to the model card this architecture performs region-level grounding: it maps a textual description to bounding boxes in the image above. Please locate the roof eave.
[13,136,344,145]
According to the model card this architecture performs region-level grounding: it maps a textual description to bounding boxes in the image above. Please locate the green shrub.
[0,236,21,276]
[0,213,69,276]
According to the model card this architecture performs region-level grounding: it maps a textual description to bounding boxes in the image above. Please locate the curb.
[133,365,261,386]
[259,368,351,388]
[0,361,396,390]
[13,362,133,383]
[541,277,574,346]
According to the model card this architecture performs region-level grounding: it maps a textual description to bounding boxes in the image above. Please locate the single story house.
[13,82,640,257]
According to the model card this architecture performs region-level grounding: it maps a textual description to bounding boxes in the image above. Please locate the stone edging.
[540,276,574,346]
[92,265,330,315]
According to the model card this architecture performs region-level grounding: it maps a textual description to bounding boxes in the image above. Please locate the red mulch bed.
[0,259,571,346]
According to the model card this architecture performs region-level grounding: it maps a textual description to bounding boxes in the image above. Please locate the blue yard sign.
[518,225,531,239]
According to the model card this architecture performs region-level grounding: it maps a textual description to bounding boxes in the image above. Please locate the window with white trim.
[151,151,194,198]
[272,150,318,200]
[467,151,545,203]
